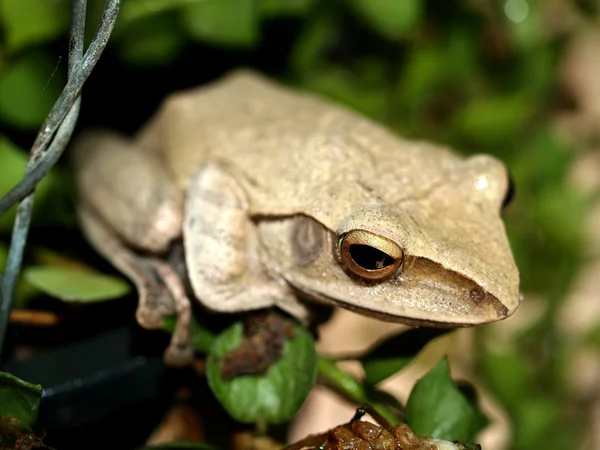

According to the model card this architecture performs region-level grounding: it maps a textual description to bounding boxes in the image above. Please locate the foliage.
[0,371,42,427]
[206,321,318,425]
[1,0,599,449]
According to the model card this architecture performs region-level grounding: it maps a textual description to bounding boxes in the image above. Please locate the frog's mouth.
[285,257,513,327]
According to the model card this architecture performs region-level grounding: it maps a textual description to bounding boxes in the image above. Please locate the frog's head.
[260,155,521,327]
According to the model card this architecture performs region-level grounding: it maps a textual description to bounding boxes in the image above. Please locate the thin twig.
[0,0,122,358]
[0,0,121,216]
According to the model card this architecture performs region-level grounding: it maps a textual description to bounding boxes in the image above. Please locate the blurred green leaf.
[299,66,387,120]
[180,0,258,47]
[363,357,413,387]
[259,0,317,17]
[120,0,203,24]
[452,93,537,147]
[405,358,487,442]
[361,329,449,386]
[118,15,185,66]
[0,241,7,271]
[206,321,317,424]
[0,242,41,308]
[23,265,131,303]
[0,52,64,129]
[0,372,42,427]
[163,314,216,354]
[481,344,535,410]
[588,323,600,349]
[290,12,337,76]
[395,45,445,109]
[349,0,421,39]
[0,136,62,233]
[513,397,565,450]
[504,0,544,51]
[0,0,69,52]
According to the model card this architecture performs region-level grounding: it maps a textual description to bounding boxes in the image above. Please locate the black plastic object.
[0,326,165,430]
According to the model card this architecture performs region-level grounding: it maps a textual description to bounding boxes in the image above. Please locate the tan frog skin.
[71,70,521,365]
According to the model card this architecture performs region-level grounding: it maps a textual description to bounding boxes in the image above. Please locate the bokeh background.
[1,1,599,449]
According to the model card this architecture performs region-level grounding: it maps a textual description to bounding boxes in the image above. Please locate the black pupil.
[349,245,394,270]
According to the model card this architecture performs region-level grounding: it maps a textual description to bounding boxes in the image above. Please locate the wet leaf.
[0,372,43,427]
[405,358,487,442]
[0,52,65,129]
[180,0,258,47]
[349,0,421,39]
[23,265,131,303]
[0,0,69,52]
[206,321,317,424]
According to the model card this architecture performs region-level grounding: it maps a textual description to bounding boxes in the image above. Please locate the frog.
[71,70,521,366]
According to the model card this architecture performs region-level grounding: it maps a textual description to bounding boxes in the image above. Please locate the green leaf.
[298,67,387,120]
[405,358,487,442]
[0,372,43,427]
[180,0,259,47]
[290,12,338,76]
[361,329,449,386]
[394,44,444,108]
[0,136,61,233]
[259,0,317,17]
[349,0,421,39]
[206,321,317,424]
[587,323,600,349]
[163,315,216,354]
[120,0,205,24]
[0,241,7,272]
[118,15,185,66]
[0,52,65,130]
[504,0,544,51]
[480,345,535,410]
[0,0,69,52]
[23,265,131,303]
[452,93,537,147]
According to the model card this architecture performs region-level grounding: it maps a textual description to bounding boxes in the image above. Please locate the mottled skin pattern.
[72,71,520,365]
[283,405,480,450]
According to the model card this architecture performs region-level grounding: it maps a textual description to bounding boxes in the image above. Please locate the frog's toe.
[164,341,194,367]
[135,306,165,330]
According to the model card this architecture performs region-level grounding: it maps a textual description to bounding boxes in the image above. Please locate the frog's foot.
[77,204,194,366]
[132,260,194,366]
[150,260,194,367]
[133,272,170,330]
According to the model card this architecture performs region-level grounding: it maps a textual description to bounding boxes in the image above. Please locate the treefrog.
[72,71,520,365]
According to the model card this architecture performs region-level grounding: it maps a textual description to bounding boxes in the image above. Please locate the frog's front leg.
[78,204,193,366]
[183,163,309,320]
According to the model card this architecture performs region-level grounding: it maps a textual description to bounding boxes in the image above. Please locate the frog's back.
[136,70,464,228]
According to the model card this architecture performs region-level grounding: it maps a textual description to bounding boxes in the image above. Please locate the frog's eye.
[339,230,404,281]
[502,172,516,210]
